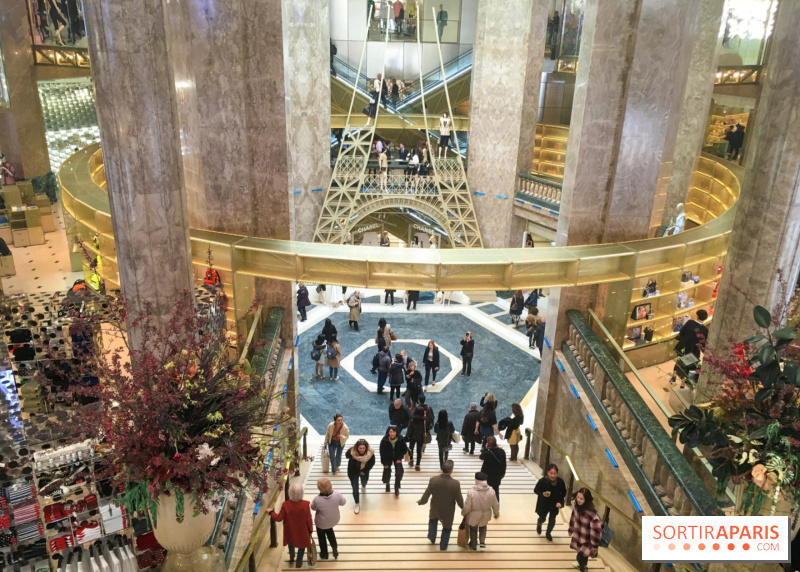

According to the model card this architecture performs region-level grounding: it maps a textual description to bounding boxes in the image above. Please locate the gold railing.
[58,146,738,330]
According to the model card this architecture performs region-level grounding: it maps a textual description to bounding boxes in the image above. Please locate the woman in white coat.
[461,471,500,550]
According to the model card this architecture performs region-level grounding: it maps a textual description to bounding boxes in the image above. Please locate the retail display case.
[532,124,569,178]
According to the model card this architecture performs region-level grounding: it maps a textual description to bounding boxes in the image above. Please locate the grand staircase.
[275,439,610,571]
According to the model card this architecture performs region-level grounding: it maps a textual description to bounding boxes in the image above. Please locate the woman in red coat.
[568,488,603,571]
[268,483,314,568]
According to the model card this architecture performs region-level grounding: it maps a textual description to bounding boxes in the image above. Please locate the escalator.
[331,52,471,157]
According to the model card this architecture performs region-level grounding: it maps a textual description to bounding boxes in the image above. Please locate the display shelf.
[629,288,678,303]
[634,262,681,278]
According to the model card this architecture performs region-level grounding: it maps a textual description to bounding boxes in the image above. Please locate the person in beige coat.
[324,413,350,475]
[326,334,341,380]
[348,290,362,331]
[461,471,499,550]
[417,460,463,550]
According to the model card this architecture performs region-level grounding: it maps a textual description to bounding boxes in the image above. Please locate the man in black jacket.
[460,332,474,377]
[389,399,411,435]
[534,318,547,358]
[389,354,405,401]
[377,348,392,394]
[671,310,709,385]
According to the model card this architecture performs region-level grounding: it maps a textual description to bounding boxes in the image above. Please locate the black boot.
[537,520,542,535]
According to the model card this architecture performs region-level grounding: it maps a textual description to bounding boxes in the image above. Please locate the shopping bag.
[321,450,330,473]
[307,540,318,565]
[457,518,468,548]
[452,431,462,444]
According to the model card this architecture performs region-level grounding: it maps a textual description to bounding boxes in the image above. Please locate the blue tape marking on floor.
[495,194,508,199]
[473,191,485,196]
[544,337,551,349]
[556,359,565,372]
[628,490,642,513]
[549,209,559,216]
[586,414,597,430]
[532,204,542,210]
[514,198,524,204]
[312,188,323,192]
[605,449,618,468]
[569,384,579,399]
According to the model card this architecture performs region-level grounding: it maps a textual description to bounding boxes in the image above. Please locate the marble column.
[283,0,332,243]
[83,0,194,323]
[176,0,291,240]
[661,0,725,228]
[533,0,698,457]
[467,0,549,248]
[601,0,699,243]
[0,0,50,177]
[701,0,800,386]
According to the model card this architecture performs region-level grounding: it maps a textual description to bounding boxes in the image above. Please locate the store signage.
[412,224,437,235]
[354,223,381,234]
[642,516,789,563]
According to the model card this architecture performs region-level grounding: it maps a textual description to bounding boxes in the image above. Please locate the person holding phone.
[460,332,474,377]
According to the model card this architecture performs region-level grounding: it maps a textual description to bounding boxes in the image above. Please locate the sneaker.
[334,376,340,381]
[354,504,360,514]
[479,543,486,549]
[571,563,580,570]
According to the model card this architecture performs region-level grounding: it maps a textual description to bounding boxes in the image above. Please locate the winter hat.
[475,472,488,481]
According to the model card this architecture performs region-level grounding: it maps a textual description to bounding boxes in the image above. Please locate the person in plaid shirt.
[568,488,603,571]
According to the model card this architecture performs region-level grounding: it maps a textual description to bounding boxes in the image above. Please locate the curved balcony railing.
[58,146,739,333]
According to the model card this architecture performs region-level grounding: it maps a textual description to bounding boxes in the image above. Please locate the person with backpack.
[326,334,342,381]
[347,290,362,331]
[509,290,525,327]
[568,488,603,572]
[499,403,525,462]
[461,471,499,550]
[380,426,408,496]
[388,399,411,436]
[480,436,506,502]
[376,348,392,394]
[524,289,539,311]
[297,283,311,322]
[345,439,375,514]
[422,340,440,387]
[534,463,567,542]
[389,354,405,400]
[407,395,434,471]
[461,403,481,455]
[434,409,455,471]
[311,335,327,379]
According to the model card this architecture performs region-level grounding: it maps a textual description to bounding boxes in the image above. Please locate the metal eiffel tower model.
[312,7,483,248]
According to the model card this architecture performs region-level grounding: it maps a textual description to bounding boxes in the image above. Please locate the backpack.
[326,345,337,360]
[311,346,321,361]
[372,353,380,369]
[599,522,613,548]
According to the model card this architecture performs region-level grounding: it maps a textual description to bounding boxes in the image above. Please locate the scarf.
[389,438,397,449]
[351,447,374,470]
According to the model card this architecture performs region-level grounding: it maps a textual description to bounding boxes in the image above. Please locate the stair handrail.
[565,309,723,518]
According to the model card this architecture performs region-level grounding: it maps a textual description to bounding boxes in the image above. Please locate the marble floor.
[298,296,544,437]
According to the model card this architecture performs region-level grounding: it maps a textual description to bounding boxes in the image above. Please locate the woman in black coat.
[509,289,524,327]
[422,340,440,387]
[460,332,474,377]
[406,396,433,471]
[322,318,337,344]
[296,283,311,322]
[480,436,506,502]
[405,361,423,410]
[345,439,376,512]
[461,403,481,455]
[433,409,455,470]
[534,463,567,541]
[379,426,408,496]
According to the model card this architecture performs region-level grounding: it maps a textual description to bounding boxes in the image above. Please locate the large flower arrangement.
[669,294,800,516]
[64,289,293,523]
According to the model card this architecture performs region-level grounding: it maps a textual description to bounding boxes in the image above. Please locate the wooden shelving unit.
[532,124,569,178]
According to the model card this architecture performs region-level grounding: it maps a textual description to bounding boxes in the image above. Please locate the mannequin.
[667,203,686,235]
[438,112,451,158]
[429,235,437,249]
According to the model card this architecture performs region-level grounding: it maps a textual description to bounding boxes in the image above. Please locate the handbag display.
[630,303,651,321]
[627,326,642,341]
[676,291,689,309]
[681,271,693,282]
[457,518,468,548]
[642,278,657,297]
[644,327,654,342]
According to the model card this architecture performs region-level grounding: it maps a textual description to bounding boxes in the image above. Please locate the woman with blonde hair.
[310,478,346,560]
[268,483,313,568]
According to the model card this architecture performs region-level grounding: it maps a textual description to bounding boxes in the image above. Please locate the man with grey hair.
[388,399,411,435]
[417,460,463,550]
[461,403,480,455]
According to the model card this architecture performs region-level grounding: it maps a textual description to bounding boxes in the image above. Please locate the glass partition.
[27,0,86,48]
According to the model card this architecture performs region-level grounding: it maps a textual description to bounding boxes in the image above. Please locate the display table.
[9,206,45,247]
[0,253,15,277]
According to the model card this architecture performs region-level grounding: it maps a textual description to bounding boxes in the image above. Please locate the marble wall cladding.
[703,0,800,387]
[467,0,547,248]
[283,0,332,242]
[83,0,194,322]
[662,0,725,228]
[0,0,50,177]
[602,0,699,243]
[179,0,292,240]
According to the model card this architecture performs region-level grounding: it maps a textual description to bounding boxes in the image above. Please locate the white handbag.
[452,431,462,444]
[321,449,330,473]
